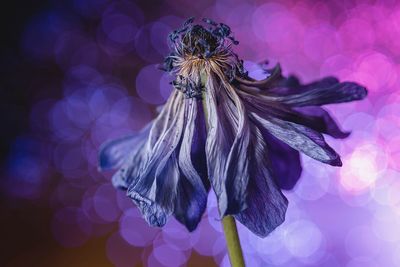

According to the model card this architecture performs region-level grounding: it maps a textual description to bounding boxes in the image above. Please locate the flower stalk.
[222,216,245,267]
[201,71,245,267]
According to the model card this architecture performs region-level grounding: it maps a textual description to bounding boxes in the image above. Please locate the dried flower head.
[99,18,367,237]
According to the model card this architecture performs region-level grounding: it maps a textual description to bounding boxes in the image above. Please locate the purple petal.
[277,81,367,107]
[252,113,342,166]
[238,88,350,140]
[269,76,339,96]
[175,99,209,231]
[205,76,250,216]
[263,130,302,190]
[294,106,350,139]
[235,124,288,237]
[125,91,185,227]
[98,123,151,170]
[112,92,182,190]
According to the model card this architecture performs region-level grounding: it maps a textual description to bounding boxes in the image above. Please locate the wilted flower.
[99,18,367,237]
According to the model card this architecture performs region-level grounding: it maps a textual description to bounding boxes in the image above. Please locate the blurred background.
[1,0,399,266]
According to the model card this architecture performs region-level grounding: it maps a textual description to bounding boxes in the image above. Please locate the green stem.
[201,71,246,267]
[222,216,245,267]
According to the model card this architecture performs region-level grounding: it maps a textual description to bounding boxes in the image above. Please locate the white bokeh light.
[283,220,323,258]
[340,143,388,194]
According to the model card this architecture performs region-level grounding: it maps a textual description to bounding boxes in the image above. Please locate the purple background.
[1,0,399,266]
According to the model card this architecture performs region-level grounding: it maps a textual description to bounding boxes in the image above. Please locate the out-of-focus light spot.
[294,159,331,201]
[371,170,400,206]
[371,206,400,243]
[50,101,85,141]
[53,144,86,179]
[346,258,379,267]
[89,89,111,118]
[338,18,375,51]
[63,65,104,92]
[161,218,194,250]
[102,14,138,44]
[212,236,227,257]
[4,137,48,199]
[81,186,114,225]
[136,64,168,105]
[135,24,164,63]
[248,226,284,257]
[345,225,381,259]
[220,254,230,267]
[119,208,160,247]
[192,218,221,256]
[303,24,342,63]
[319,54,353,80]
[340,143,388,194]
[150,22,172,56]
[6,156,45,199]
[93,184,120,222]
[342,112,375,139]
[283,220,323,258]
[376,103,400,140]
[222,3,255,29]
[392,245,400,267]
[280,52,318,81]
[115,188,134,211]
[252,3,304,54]
[349,51,397,92]
[152,243,189,267]
[103,96,131,126]
[338,185,373,207]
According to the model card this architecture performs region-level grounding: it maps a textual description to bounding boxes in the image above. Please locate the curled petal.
[268,76,339,96]
[238,88,350,140]
[111,92,182,190]
[98,123,151,170]
[277,81,367,107]
[294,106,350,139]
[236,63,283,89]
[127,98,185,226]
[252,113,342,166]
[109,91,183,227]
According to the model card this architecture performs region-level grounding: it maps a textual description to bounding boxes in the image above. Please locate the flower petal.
[98,123,151,171]
[252,112,342,166]
[205,74,250,216]
[123,91,185,227]
[277,81,367,107]
[111,91,182,190]
[175,98,210,231]
[263,130,302,190]
[235,124,288,237]
[294,106,350,139]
